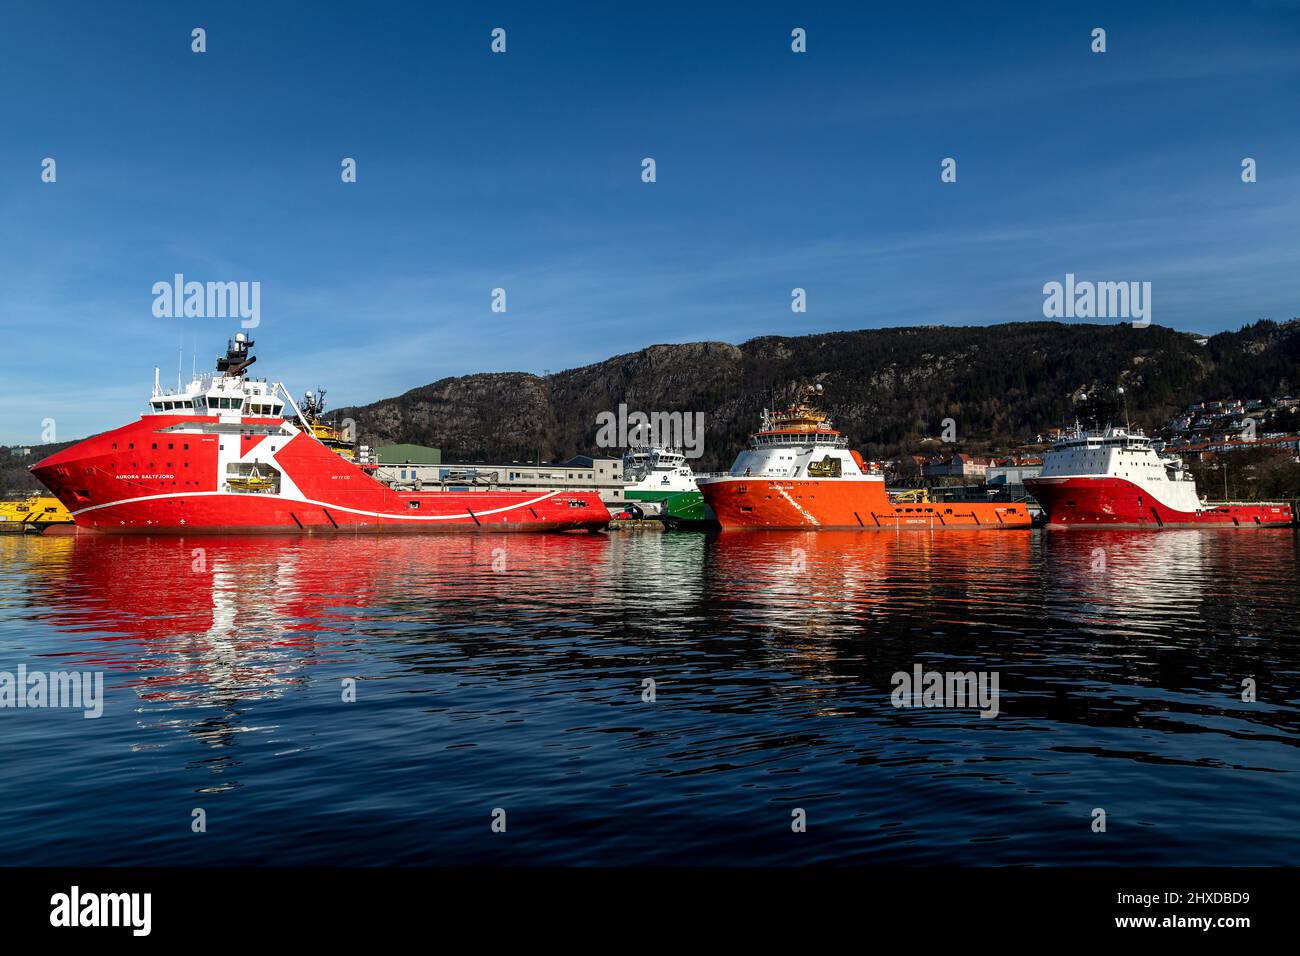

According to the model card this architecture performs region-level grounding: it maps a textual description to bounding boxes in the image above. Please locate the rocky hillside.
[333,319,1300,471]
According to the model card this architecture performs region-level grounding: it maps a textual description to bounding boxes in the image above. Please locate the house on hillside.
[923,454,992,479]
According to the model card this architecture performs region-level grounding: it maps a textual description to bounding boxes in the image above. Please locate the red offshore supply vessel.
[1025,422,1294,529]
[31,335,610,534]
[697,385,1032,530]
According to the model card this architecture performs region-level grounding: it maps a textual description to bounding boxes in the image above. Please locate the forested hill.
[334,320,1300,472]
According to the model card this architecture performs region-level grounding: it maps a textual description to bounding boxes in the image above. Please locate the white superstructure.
[1038,424,1203,512]
[140,333,314,499]
[147,333,291,422]
[622,446,699,495]
[703,394,879,485]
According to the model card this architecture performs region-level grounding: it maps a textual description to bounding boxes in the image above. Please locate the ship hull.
[32,419,610,535]
[58,493,608,534]
[699,477,1032,530]
[626,489,712,524]
[1026,476,1294,529]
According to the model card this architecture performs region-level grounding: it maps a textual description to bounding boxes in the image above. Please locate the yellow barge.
[0,495,74,533]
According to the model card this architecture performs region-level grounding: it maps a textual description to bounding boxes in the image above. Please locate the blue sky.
[2,0,1298,443]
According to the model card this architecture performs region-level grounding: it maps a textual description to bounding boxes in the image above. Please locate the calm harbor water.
[1,527,1298,866]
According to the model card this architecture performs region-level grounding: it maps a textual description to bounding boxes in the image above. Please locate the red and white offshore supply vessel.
[32,335,610,534]
[1026,422,1294,530]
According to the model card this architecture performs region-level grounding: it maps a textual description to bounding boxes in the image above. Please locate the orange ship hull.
[699,477,1032,530]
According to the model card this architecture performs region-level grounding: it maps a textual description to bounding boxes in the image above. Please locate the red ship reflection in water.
[19,532,619,708]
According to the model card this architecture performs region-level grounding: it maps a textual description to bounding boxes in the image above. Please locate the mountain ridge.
[332,319,1300,471]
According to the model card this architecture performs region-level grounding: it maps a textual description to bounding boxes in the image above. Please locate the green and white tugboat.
[620,446,713,528]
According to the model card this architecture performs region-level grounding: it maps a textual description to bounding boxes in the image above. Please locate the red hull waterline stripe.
[70,489,567,521]
[1027,477,1295,529]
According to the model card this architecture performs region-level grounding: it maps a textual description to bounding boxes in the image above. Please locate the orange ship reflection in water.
[705,528,1037,633]
[690,530,1037,712]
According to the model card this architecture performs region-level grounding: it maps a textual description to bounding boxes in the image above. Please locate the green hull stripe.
[626,490,707,521]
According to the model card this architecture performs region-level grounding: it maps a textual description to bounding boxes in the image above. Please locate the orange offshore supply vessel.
[697,385,1031,531]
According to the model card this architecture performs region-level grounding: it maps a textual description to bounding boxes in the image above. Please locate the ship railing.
[750,434,848,448]
[696,470,805,479]
[1203,499,1293,507]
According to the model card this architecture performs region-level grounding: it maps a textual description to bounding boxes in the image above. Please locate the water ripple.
[0,528,1297,865]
